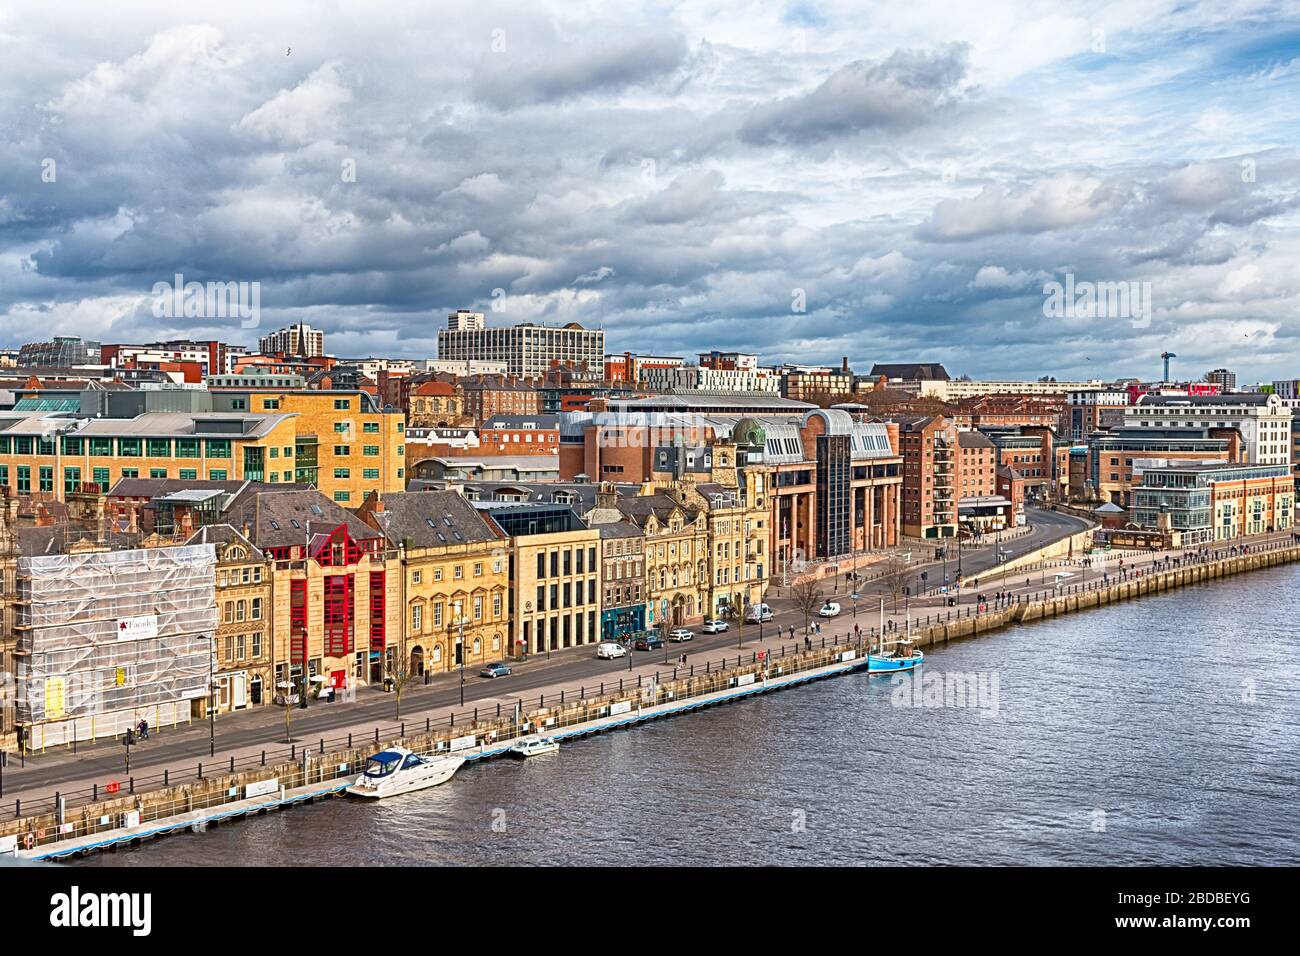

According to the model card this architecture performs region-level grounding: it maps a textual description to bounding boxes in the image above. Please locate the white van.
[744,603,774,623]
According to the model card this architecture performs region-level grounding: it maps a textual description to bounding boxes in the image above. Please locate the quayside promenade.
[5,532,1298,861]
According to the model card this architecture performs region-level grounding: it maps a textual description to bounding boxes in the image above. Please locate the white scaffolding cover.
[15,544,217,726]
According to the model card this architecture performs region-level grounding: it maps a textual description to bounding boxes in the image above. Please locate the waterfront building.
[1085,429,1231,506]
[357,490,510,675]
[1124,392,1291,466]
[893,415,958,539]
[14,540,217,748]
[225,489,403,694]
[258,323,324,358]
[188,524,274,712]
[617,489,711,627]
[485,503,601,657]
[1131,462,1293,544]
[596,518,647,640]
[437,318,604,378]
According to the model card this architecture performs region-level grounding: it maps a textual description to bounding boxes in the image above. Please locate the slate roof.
[221,489,380,550]
[365,491,502,547]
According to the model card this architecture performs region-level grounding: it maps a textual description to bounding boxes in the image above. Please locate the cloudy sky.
[1,1,1299,382]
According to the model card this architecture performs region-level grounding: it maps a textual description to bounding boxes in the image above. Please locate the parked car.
[818,602,842,617]
[634,634,665,651]
[479,661,512,678]
[596,642,628,659]
[701,619,729,634]
[669,627,694,642]
[744,603,774,623]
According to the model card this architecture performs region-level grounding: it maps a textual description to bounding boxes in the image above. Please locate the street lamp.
[454,601,468,707]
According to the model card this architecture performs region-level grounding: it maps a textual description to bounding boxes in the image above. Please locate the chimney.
[842,356,849,373]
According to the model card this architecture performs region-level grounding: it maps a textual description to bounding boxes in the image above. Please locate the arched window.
[431,644,443,663]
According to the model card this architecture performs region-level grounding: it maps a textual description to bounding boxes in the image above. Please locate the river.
[80,564,1300,866]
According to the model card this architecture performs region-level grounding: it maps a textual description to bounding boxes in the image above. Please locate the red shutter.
[369,570,386,651]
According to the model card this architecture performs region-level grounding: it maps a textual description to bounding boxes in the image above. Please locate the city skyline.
[2,4,1299,380]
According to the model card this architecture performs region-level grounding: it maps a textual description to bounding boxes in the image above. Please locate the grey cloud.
[471,31,688,109]
[738,44,969,146]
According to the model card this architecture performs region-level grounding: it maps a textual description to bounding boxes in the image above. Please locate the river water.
[81,565,1300,866]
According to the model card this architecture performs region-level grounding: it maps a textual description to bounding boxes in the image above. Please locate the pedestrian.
[138,717,149,740]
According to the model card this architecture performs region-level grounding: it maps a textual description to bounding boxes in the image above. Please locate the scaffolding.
[14,544,217,744]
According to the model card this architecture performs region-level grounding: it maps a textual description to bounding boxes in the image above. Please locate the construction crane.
[1161,351,1176,382]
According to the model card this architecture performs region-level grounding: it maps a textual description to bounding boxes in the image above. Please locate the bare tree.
[387,644,419,721]
[789,579,825,637]
[879,554,911,613]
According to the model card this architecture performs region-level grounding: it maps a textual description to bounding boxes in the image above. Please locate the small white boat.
[345,747,465,798]
[509,735,560,758]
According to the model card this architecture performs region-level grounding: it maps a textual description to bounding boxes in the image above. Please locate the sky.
[1,0,1299,383]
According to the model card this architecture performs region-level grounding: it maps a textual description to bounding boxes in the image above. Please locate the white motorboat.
[509,735,560,758]
[345,747,465,798]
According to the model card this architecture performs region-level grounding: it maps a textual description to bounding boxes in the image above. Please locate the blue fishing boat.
[867,639,924,674]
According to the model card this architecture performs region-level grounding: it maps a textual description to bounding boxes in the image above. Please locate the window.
[334,398,351,410]
[179,469,197,480]
[363,422,379,433]
[454,565,463,579]
[432,567,442,581]
[269,447,279,458]
[473,595,483,620]
[334,468,350,479]
[39,467,54,492]
[363,468,380,480]
[252,597,263,620]
[206,440,232,459]
[61,437,83,455]
[63,467,81,494]
[117,438,142,457]
[150,468,168,479]
[92,467,109,488]
[334,446,351,456]
[252,632,262,658]
[176,438,200,458]
[263,399,280,410]
[433,603,443,627]
[334,491,351,502]
[147,438,171,456]
[412,604,423,631]
[473,562,482,577]
[333,422,350,433]
[209,469,227,480]
[493,592,502,618]
[363,445,380,456]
